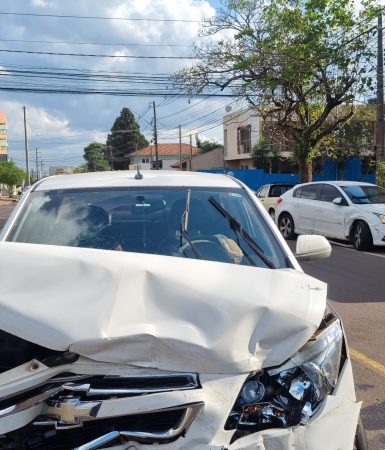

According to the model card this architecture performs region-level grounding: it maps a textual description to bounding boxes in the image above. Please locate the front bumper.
[370,223,385,246]
[0,354,359,450]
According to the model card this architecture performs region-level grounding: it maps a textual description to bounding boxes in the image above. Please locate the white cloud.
[31,0,53,7]
[0,0,219,168]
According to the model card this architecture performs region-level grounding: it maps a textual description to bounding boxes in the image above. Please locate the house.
[49,166,75,176]
[179,147,225,171]
[129,143,200,170]
[223,109,294,171]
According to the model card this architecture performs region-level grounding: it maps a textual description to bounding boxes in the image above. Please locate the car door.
[314,184,348,238]
[256,185,269,210]
[290,184,321,233]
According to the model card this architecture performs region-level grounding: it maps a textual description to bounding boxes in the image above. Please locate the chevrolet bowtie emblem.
[46,397,101,428]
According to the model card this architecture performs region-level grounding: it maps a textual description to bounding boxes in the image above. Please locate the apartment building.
[0,111,8,162]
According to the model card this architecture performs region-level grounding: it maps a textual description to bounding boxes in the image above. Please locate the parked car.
[255,183,295,220]
[0,171,366,449]
[276,180,385,250]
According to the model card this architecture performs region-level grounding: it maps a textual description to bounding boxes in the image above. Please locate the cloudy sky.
[0,0,237,172]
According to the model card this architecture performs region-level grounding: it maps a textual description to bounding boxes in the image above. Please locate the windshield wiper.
[208,196,276,269]
[180,189,202,259]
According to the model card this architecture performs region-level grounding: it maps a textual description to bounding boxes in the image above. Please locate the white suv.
[276,180,385,250]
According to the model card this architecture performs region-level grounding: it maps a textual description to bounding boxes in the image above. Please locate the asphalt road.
[0,202,384,448]
[290,240,385,450]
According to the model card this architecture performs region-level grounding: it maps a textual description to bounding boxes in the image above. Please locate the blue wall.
[199,158,375,191]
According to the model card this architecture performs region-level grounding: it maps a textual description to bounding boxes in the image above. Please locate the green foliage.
[176,0,378,182]
[377,162,385,187]
[251,138,270,170]
[251,138,282,172]
[0,161,27,194]
[316,105,375,159]
[106,107,148,170]
[195,134,222,153]
[83,142,111,172]
[73,164,88,173]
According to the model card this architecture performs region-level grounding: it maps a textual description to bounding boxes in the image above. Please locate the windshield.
[341,185,385,204]
[7,187,289,269]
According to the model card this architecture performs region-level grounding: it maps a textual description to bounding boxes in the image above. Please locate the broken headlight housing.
[225,315,344,439]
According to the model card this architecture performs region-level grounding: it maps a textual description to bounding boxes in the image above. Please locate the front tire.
[352,221,372,251]
[278,213,296,240]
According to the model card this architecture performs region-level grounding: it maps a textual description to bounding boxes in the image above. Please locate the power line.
[0,11,202,23]
[0,38,192,48]
[0,49,196,59]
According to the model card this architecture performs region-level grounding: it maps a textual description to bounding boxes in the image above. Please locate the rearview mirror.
[295,235,331,262]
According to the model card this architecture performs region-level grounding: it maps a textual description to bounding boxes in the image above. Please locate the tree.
[83,142,111,172]
[251,138,270,170]
[0,161,27,196]
[317,105,375,160]
[377,162,385,187]
[175,0,378,181]
[106,107,148,170]
[251,137,282,172]
[195,134,222,153]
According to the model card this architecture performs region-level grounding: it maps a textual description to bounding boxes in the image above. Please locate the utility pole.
[376,12,384,163]
[153,101,159,168]
[23,106,31,185]
[40,161,44,179]
[35,148,39,180]
[189,134,193,171]
[179,125,182,170]
[108,144,114,170]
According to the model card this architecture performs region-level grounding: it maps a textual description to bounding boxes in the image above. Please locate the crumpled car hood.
[0,242,326,373]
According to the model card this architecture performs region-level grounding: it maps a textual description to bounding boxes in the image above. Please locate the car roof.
[293,180,375,188]
[32,170,241,191]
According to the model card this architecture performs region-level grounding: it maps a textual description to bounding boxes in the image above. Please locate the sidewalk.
[0,196,18,205]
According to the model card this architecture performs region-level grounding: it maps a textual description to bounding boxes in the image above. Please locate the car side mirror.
[295,235,331,262]
[332,197,343,205]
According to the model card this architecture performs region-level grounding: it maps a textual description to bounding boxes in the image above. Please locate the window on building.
[237,125,251,154]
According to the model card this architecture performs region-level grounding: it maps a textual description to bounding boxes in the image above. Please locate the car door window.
[319,184,341,202]
[300,184,321,200]
[269,186,282,197]
[257,186,269,198]
[293,187,303,198]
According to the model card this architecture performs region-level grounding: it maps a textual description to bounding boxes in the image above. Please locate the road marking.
[350,348,385,377]
[329,240,385,259]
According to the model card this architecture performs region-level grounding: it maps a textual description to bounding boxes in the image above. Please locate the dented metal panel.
[0,241,326,373]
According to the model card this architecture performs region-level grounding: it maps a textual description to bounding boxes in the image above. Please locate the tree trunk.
[298,157,312,183]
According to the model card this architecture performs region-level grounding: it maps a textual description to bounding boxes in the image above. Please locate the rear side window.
[319,184,341,202]
[293,184,320,200]
[293,187,303,198]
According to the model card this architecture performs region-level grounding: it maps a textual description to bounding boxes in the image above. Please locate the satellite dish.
[225,105,232,112]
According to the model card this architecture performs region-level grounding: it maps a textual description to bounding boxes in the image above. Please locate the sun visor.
[0,242,326,373]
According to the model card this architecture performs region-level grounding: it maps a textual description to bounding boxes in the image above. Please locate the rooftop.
[135,143,200,157]
[34,170,239,191]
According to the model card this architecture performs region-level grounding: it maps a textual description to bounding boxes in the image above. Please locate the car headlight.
[225,314,345,439]
[374,213,385,224]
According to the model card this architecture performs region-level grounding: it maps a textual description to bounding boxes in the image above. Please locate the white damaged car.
[0,170,366,449]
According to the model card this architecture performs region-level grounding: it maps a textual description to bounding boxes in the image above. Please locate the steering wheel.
[179,234,233,262]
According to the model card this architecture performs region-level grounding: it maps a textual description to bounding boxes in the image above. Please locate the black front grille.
[81,374,199,391]
[0,409,185,450]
